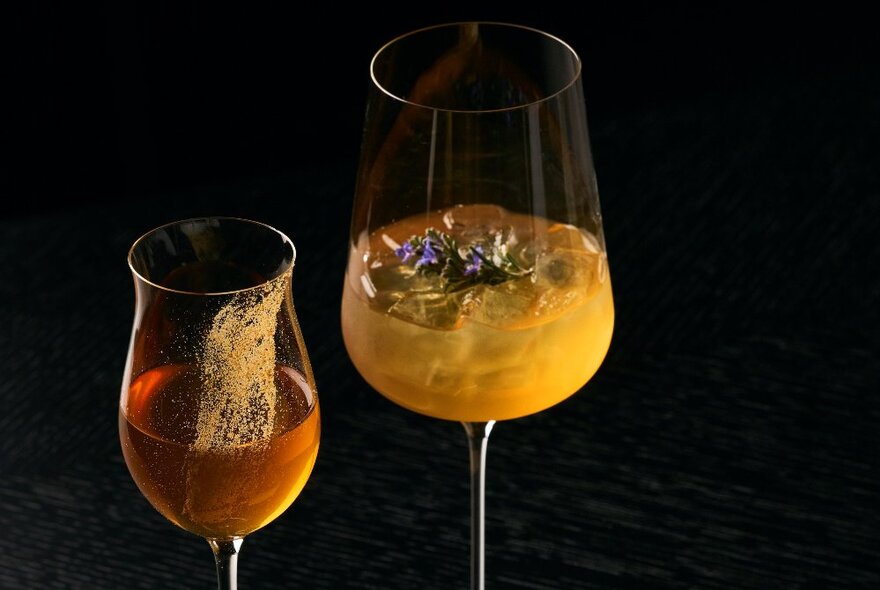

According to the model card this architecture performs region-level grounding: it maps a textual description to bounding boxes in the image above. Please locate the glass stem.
[207,537,244,590]
[462,420,495,590]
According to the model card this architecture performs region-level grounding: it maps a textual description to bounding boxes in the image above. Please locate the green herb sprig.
[394,228,532,292]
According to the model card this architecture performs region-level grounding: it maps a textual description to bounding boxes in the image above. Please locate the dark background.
[2,2,879,589]
[5,3,874,214]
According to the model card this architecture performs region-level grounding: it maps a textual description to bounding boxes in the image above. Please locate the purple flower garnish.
[395,241,416,263]
[464,245,483,276]
[416,238,440,268]
[390,227,531,292]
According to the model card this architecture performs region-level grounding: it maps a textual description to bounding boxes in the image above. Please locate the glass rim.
[370,21,582,114]
[127,216,296,296]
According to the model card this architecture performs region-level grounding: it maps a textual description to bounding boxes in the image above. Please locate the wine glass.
[341,22,614,588]
[120,217,320,589]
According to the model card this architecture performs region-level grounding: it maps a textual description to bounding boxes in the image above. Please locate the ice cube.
[442,204,507,242]
[474,362,537,391]
[388,290,468,330]
[532,249,604,318]
[368,261,437,293]
[360,254,443,311]
[424,360,469,392]
[535,249,598,289]
[506,223,599,271]
[543,223,599,251]
[533,284,590,319]
[466,278,540,329]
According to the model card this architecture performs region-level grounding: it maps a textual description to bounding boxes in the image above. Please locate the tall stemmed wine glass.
[120,217,320,589]
[341,23,614,588]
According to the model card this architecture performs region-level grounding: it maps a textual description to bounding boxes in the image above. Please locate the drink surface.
[119,363,319,539]
[341,204,614,422]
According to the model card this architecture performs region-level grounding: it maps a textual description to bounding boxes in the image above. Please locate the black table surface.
[2,23,879,590]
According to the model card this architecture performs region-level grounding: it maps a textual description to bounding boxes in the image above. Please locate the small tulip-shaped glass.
[341,22,614,589]
[120,217,320,589]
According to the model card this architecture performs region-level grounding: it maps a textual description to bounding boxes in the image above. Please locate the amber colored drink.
[341,204,614,422]
[119,363,320,539]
